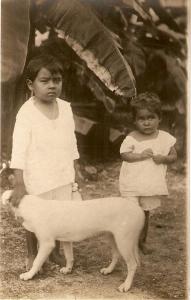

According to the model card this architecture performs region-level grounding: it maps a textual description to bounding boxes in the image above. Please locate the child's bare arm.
[11,169,27,207]
[121,148,153,162]
[153,146,177,165]
[74,159,81,183]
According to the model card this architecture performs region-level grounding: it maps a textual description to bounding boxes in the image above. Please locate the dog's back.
[18,195,144,241]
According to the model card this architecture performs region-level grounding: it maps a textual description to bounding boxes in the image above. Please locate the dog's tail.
[1,190,13,205]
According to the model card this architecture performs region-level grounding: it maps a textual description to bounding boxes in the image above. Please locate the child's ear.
[26,79,33,92]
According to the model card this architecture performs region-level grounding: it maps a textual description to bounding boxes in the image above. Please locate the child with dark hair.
[119,92,177,254]
[10,54,80,272]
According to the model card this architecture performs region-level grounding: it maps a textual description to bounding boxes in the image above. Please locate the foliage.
[1,0,30,82]
[1,0,187,113]
[1,0,187,160]
[32,0,186,116]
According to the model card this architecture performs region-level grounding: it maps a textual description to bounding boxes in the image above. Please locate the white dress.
[11,97,79,195]
[119,130,176,197]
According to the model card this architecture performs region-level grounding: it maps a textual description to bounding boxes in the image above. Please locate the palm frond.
[1,0,30,82]
[36,0,136,98]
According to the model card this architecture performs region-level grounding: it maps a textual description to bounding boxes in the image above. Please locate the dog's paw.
[118,282,131,293]
[20,271,33,281]
[60,267,72,275]
[100,267,112,275]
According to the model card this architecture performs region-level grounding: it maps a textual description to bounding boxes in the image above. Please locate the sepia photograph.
[0,0,188,299]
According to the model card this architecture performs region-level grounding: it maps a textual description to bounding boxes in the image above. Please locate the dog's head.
[1,190,13,205]
[1,190,23,223]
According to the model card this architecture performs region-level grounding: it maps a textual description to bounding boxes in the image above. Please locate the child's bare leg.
[139,211,152,254]
[60,242,74,274]
[25,230,38,270]
[50,240,65,266]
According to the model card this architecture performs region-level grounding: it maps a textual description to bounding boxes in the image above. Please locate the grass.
[0,161,188,299]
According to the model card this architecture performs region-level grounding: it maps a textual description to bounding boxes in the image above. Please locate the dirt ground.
[0,161,188,300]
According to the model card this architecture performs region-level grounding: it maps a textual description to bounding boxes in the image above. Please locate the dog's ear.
[1,190,13,205]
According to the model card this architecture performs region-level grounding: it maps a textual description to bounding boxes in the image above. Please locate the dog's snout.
[1,190,13,205]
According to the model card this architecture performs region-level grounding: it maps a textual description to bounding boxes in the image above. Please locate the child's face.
[135,108,160,135]
[27,67,62,103]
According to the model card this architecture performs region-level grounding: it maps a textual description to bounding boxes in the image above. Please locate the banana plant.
[1,0,187,160]
[2,0,137,101]
[1,0,30,82]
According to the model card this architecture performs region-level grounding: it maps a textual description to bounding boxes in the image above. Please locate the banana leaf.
[155,50,186,97]
[124,40,147,77]
[36,0,136,99]
[1,0,30,82]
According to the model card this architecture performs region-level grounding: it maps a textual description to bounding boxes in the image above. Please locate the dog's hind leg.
[20,239,55,281]
[100,234,120,275]
[115,233,139,292]
[60,242,74,274]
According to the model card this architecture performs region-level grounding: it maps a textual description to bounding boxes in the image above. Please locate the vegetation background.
[0,0,188,299]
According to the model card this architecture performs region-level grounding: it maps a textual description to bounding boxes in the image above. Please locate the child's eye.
[53,78,62,84]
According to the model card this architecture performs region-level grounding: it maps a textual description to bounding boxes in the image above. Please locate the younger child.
[10,54,80,272]
[119,92,177,254]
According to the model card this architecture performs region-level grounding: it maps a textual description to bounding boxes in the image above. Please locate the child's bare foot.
[49,251,65,266]
[25,255,36,271]
[139,243,153,255]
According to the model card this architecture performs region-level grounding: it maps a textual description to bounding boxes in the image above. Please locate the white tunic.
[119,130,176,196]
[11,97,79,195]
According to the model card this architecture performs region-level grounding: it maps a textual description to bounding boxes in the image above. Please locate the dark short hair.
[130,92,162,119]
[25,54,63,81]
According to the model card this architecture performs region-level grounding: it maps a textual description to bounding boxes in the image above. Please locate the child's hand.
[11,184,27,207]
[141,148,153,160]
[153,154,165,164]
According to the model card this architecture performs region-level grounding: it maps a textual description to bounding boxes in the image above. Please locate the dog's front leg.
[20,240,55,281]
[60,242,74,274]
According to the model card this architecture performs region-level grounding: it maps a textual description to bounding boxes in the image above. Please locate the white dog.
[2,190,144,292]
